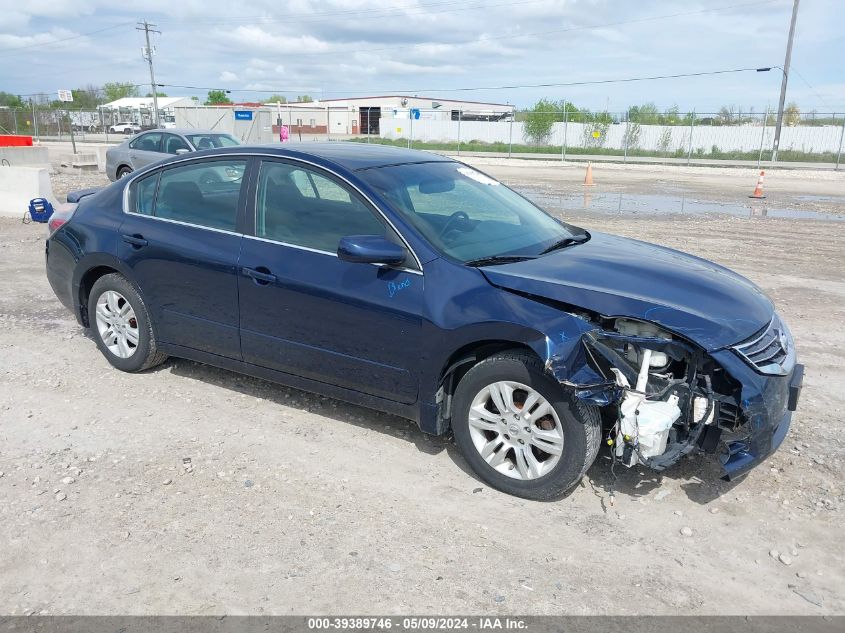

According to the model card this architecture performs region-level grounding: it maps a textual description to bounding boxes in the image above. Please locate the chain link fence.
[0,105,163,143]
[3,105,843,168]
[375,109,845,167]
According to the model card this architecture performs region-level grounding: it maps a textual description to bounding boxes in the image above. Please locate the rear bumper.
[710,349,804,480]
[45,237,76,313]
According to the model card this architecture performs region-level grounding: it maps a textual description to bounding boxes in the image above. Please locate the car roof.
[201,142,455,171]
[143,129,224,136]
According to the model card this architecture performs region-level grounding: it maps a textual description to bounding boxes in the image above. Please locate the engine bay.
[559,317,744,474]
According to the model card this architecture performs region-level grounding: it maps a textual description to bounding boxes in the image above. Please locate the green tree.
[205,89,232,105]
[716,105,739,125]
[657,127,673,153]
[522,98,559,144]
[785,102,800,126]
[663,105,681,125]
[70,86,102,109]
[627,102,660,124]
[295,95,313,103]
[262,95,288,104]
[0,91,24,108]
[559,100,588,122]
[623,121,641,149]
[103,81,139,102]
[145,91,168,97]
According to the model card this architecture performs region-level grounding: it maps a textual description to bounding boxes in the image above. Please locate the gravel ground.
[0,164,843,616]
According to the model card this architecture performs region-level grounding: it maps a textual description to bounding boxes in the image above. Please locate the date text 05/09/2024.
[307,617,528,630]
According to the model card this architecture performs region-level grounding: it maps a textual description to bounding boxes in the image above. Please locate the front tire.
[88,273,167,372]
[117,165,132,179]
[452,351,600,500]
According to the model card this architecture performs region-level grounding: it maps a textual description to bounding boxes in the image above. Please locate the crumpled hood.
[481,232,773,351]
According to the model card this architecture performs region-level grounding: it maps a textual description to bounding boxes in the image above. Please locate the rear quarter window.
[130,173,159,215]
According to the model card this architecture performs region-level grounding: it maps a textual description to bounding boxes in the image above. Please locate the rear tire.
[117,166,132,179]
[452,351,600,501]
[88,273,167,373]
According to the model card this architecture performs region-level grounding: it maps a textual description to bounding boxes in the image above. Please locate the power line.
[788,65,832,108]
[155,67,774,97]
[398,67,777,93]
[0,22,134,56]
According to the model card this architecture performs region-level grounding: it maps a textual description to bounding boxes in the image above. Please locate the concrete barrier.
[0,146,51,169]
[96,146,108,173]
[43,145,110,173]
[0,166,58,218]
[54,152,99,173]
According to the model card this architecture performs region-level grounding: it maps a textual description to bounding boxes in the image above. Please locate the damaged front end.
[545,315,803,479]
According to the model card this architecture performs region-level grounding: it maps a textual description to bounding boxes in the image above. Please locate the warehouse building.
[271,95,514,136]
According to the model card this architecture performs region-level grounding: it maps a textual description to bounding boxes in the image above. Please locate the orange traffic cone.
[583,162,595,186]
[749,170,766,199]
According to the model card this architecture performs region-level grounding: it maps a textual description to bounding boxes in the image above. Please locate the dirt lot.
[0,161,843,615]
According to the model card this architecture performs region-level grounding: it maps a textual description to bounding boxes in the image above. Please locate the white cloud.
[0,0,841,111]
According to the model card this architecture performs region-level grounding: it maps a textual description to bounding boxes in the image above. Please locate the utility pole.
[772,0,800,163]
[137,20,162,128]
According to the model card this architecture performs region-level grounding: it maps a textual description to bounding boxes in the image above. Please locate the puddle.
[795,194,845,203]
[520,190,845,221]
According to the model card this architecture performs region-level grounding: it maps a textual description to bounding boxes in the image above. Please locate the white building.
[99,96,195,128]
[272,95,514,136]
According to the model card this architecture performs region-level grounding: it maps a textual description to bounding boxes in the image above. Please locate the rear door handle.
[242,267,277,284]
[122,234,148,248]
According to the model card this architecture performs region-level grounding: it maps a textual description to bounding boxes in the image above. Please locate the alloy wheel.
[94,290,139,359]
[467,380,564,480]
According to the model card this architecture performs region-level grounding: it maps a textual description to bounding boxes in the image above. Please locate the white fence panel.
[378,117,845,154]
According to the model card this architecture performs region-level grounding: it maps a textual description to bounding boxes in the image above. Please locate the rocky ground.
[0,162,842,615]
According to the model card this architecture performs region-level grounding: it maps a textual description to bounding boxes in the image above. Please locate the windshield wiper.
[539,231,591,255]
[464,255,537,267]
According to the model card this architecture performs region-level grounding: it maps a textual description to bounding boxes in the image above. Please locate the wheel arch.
[73,255,143,328]
[432,338,548,435]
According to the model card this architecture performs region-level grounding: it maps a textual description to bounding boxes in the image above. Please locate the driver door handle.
[242,267,277,284]
[122,234,148,248]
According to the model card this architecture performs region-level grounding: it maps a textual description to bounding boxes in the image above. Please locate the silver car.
[105,129,240,181]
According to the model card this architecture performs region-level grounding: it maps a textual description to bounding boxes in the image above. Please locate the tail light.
[47,203,78,235]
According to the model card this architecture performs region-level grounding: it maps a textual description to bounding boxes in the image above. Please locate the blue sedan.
[45,143,803,499]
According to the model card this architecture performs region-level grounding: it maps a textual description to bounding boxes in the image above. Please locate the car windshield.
[358,161,581,262]
[185,134,240,150]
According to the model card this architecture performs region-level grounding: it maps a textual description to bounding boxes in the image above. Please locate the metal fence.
[379,109,845,167]
[3,105,843,167]
[0,105,161,144]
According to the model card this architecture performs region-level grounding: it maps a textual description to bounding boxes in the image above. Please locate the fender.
[418,287,602,435]
[71,253,150,329]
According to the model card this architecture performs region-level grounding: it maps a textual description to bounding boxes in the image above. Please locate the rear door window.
[129,132,163,153]
[132,173,159,215]
[128,159,247,231]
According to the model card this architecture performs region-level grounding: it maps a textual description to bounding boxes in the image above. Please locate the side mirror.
[175,148,191,155]
[338,235,407,266]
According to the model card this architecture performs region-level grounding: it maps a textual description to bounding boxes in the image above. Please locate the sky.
[1,0,843,114]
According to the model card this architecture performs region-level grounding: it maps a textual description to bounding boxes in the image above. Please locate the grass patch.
[348,137,839,163]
